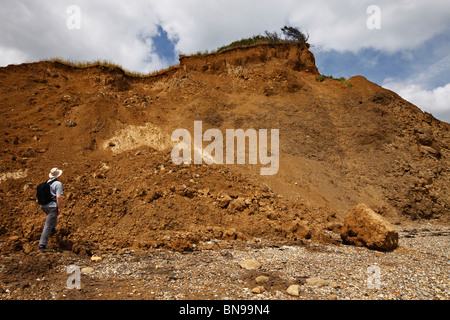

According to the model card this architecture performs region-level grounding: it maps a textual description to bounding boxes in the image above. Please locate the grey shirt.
[41,178,63,209]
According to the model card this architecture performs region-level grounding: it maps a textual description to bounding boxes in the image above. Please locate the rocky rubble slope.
[0,43,448,255]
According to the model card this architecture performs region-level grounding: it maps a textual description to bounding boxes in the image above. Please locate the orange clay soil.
[0,42,448,255]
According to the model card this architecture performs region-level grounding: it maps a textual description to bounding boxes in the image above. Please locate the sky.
[1,0,449,123]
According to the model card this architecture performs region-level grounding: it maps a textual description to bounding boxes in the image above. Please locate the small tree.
[281,26,309,45]
[264,30,281,43]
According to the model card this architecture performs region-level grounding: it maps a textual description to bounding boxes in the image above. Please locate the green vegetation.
[46,58,170,77]
[281,26,309,44]
[43,26,311,76]
[216,26,310,53]
[316,74,353,87]
[217,35,272,52]
[316,75,346,82]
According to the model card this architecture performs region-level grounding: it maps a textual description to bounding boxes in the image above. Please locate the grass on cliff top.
[195,28,310,56]
[316,74,353,87]
[192,37,299,57]
[45,27,309,75]
[216,35,298,52]
[45,58,175,78]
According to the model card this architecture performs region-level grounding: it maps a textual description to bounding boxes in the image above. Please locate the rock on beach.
[239,259,261,270]
[340,203,399,251]
[286,285,301,296]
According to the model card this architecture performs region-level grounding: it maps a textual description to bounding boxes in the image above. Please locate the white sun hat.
[49,167,63,179]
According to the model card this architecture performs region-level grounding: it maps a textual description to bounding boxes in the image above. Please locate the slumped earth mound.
[0,42,449,255]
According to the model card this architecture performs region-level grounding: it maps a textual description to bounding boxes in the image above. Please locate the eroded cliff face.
[0,43,448,254]
[179,43,319,74]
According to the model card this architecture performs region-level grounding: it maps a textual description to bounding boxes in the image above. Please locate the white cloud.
[0,47,29,66]
[383,81,450,123]
[3,0,450,71]
[1,0,450,122]
[0,0,165,73]
[382,51,450,123]
[148,0,450,54]
[148,0,298,54]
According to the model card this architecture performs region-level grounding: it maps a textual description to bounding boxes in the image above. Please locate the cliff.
[0,43,448,254]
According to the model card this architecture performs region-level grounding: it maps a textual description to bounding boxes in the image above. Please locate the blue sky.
[151,26,179,67]
[313,30,450,122]
[314,32,450,90]
[1,0,449,122]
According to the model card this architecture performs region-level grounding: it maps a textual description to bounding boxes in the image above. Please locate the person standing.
[38,168,63,251]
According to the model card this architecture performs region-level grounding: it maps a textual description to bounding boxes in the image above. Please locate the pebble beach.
[5,223,441,301]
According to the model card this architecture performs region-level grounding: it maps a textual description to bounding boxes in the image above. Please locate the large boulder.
[340,203,399,251]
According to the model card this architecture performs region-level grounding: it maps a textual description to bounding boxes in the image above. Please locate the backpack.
[36,179,57,205]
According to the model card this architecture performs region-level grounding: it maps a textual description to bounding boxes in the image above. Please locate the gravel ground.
[1,223,448,301]
[52,223,450,300]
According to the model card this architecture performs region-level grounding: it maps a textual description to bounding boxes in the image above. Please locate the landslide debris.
[0,42,448,255]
